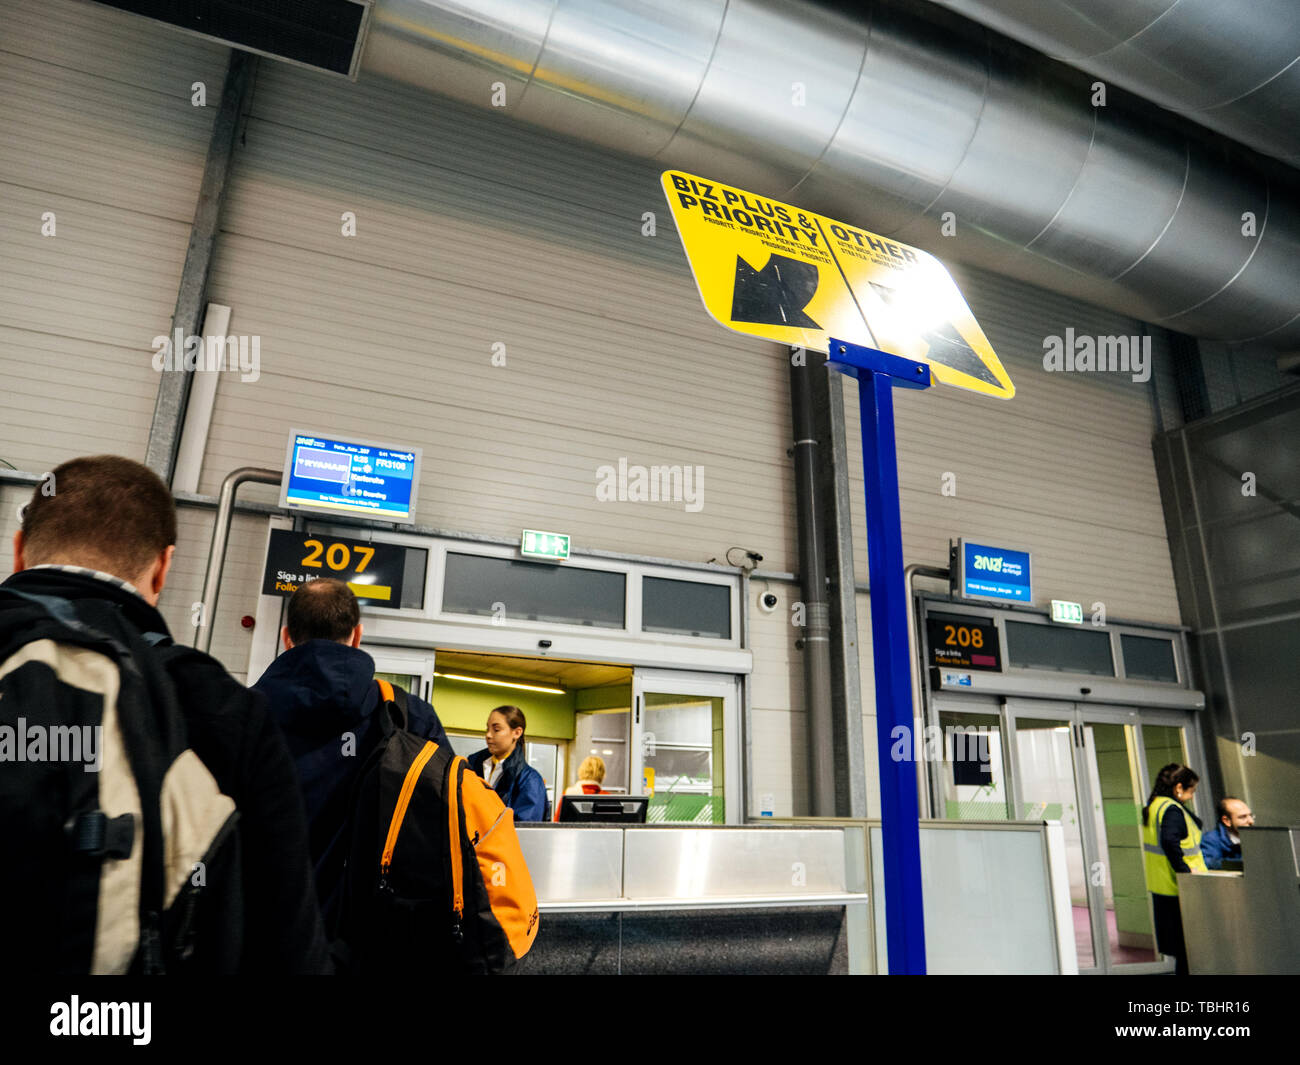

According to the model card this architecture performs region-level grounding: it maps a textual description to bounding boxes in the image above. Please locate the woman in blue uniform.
[467,705,548,822]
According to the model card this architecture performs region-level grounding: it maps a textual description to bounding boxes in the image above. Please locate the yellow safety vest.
[1143,795,1206,896]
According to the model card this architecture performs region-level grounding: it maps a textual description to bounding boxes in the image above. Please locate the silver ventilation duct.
[362,0,1300,348]
[928,0,1300,170]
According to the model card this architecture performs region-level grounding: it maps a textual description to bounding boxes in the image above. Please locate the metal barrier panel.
[623,828,847,899]
[518,827,623,902]
[868,824,1060,974]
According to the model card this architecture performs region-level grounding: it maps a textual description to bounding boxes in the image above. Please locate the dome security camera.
[758,591,779,614]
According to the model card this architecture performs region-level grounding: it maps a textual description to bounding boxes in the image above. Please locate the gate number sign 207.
[302,539,374,573]
[262,528,401,601]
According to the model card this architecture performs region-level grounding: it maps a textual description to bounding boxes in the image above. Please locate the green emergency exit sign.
[521,529,570,561]
[1051,599,1084,624]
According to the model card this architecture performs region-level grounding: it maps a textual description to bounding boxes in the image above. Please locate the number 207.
[301,539,374,573]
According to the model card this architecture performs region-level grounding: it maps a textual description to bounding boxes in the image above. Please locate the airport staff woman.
[553,755,606,821]
[468,706,548,822]
[1142,763,1206,976]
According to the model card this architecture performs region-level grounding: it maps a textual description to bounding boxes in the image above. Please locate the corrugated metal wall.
[0,0,227,469]
[844,264,1184,626]
[198,62,798,571]
[0,2,1208,810]
[1198,338,1292,413]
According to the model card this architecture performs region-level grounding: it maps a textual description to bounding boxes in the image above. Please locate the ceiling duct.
[360,0,1300,348]
[927,0,1300,170]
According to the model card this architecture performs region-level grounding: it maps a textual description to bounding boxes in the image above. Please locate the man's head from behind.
[13,455,177,605]
[283,578,362,650]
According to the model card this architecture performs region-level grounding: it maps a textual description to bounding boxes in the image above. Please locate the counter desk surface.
[516,822,869,912]
[1179,826,1300,975]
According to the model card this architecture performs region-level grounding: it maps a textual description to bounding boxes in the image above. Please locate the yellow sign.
[642,767,655,797]
[661,170,1014,399]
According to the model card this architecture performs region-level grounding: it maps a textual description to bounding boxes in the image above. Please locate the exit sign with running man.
[521,529,570,561]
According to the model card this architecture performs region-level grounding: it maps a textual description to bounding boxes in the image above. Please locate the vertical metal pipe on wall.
[144,50,257,485]
[195,467,283,653]
[790,350,837,816]
[813,358,868,817]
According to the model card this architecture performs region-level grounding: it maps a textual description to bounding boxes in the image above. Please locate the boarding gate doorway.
[332,649,739,824]
[247,518,749,824]
[919,595,1206,974]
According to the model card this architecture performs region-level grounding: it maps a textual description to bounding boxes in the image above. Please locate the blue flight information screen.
[959,540,1032,604]
[280,432,421,524]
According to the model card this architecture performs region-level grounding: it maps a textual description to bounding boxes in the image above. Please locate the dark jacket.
[1200,822,1241,869]
[0,567,332,974]
[251,639,449,925]
[1159,802,1202,872]
[467,744,547,822]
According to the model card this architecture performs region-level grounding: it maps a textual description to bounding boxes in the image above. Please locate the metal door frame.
[367,645,437,704]
[929,690,1203,974]
[631,668,742,824]
[573,706,633,794]
[1005,696,1111,972]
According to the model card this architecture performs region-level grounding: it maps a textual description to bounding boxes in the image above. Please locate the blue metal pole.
[826,338,929,975]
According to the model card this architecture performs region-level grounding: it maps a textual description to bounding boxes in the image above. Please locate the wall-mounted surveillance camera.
[758,592,779,614]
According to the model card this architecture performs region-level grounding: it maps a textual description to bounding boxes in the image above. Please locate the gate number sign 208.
[941,624,984,649]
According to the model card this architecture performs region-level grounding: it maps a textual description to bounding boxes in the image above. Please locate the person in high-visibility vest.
[1142,763,1205,975]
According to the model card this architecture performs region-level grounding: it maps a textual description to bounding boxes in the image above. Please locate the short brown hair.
[286,578,360,644]
[21,455,177,579]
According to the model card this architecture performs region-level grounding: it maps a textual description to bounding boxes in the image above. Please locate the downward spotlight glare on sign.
[661,170,1014,399]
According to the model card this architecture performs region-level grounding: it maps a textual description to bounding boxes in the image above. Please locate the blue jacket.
[1200,822,1241,869]
[466,744,548,822]
[253,640,449,924]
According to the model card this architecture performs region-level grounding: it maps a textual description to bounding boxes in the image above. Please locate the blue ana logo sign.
[959,540,1032,604]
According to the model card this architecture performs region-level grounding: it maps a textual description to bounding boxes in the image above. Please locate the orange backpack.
[337,681,539,974]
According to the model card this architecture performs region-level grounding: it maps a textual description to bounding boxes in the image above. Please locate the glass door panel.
[1080,720,1159,966]
[1140,723,1188,793]
[630,670,738,824]
[642,692,721,823]
[937,710,1010,820]
[1007,700,1197,972]
[525,740,560,813]
[1013,714,1096,969]
[370,647,435,704]
[574,709,631,794]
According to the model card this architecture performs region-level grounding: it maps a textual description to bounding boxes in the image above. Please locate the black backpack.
[0,587,243,973]
[333,681,539,975]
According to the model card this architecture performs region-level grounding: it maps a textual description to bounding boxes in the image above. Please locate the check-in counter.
[517,824,871,974]
[1179,826,1300,974]
[516,818,1070,974]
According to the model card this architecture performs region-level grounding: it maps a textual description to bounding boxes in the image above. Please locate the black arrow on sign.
[731,253,821,329]
[868,281,1000,386]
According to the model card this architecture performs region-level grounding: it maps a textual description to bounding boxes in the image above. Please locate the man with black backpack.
[251,578,450,926]
[0,455,332,974]
[254,579,540,974]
